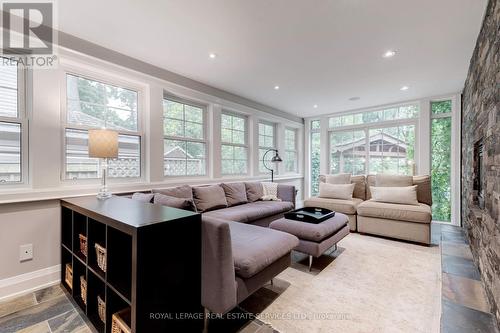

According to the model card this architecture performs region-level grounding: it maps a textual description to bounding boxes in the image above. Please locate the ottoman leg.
[308,255,313,271]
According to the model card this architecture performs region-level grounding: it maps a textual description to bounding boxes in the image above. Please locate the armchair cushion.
[357,199,431,224]
[304,197,363,215]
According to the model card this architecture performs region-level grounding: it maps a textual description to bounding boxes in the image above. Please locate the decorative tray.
[284,207,335,224]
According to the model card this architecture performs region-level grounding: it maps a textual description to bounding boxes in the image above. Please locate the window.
[64,74,141,179]
[258,121,276,173]
[330,130,366,175]
[0,59,25,183]
[367,125,415,175]
[328,104,418,176]
[431,100,452,222]
[329,104,419,128]
[221,112,248,175]
[310,120,321,196]
[284,128,298,173]
[163,98,206,176]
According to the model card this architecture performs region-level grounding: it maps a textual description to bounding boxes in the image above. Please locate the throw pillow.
[261,182,281,201]
[193,185,228,212]
[319,183,355,200]
[370,186,419,205]
[221,183,248,206]
[245,182,264,202]
[131,192,154,203]
[153,193,196,211]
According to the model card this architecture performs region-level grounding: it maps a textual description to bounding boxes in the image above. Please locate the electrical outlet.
[19,244,33,262]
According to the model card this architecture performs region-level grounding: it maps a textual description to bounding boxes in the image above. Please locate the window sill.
[0,175,304,204]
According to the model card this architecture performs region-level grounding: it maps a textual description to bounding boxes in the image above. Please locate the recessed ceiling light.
[349,96,360,101]
[274,85,280,90]
[209,53,217,59]
[383,50,396,58]
[400,86,409,91]
[313,104,318,108]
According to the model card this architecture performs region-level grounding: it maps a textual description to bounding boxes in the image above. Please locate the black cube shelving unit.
[61,196,202,332]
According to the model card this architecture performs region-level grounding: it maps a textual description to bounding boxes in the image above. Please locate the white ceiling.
[58,0,487,118]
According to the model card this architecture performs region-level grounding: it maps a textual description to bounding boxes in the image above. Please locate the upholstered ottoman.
[269,212,349,271]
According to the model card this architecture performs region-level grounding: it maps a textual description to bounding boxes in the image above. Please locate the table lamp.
[88,129,118,199]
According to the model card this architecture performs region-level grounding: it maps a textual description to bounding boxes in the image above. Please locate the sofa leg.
[308,255,313,271]
[270,278,274,286]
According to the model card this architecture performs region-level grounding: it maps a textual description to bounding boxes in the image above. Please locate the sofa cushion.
[245,182,264,202]
[229,221,299,278]
[324,173,351,184]
[153,193,195,211]
[131,192,154,203]
[152,184,193,199]
[193,185,228,212]
[203,201,294,223]
[413,175,432,206]
[375,174,413,187]
[357,200,431,223]
[370,186,419,205]
[221,183,248,207]
[304,197,363,215]
[152,185,197,211]
[319,183,355,200]
[270,213,348,242]
[351,175,366,200]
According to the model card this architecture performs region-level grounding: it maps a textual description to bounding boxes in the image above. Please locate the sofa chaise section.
[201,216,299,314]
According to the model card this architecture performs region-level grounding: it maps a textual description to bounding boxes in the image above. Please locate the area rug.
[241,233,442,333]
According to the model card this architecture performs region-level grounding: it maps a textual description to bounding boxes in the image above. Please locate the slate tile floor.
[439,224,499,333]
[0,286,91,333]
[0,285,275,333]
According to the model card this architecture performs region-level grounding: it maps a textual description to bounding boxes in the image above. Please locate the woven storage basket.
[111,308,131,333]
[95,243,107,272]
[80,276,87,305]
[97,295,106,323]
[79,234,88,257]
[65,264,73,289]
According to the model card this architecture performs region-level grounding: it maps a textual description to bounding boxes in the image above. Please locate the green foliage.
[69,75,138,131]
[431,116,452,222]
[311,132,321,195]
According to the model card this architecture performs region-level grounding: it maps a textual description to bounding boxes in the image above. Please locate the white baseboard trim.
[0,265,61,302]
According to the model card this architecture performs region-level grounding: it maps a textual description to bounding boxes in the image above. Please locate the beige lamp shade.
[88,129,118,158]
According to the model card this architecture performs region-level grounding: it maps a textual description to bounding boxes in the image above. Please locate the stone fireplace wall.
[462,0,500,325]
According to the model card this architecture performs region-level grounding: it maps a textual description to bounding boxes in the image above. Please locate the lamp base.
[96,188,112,200]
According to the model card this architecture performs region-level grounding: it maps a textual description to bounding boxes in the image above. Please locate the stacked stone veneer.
[461,0,500,327]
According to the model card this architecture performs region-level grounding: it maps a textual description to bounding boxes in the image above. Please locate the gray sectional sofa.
[305,174,433,245]
[132,182,299,314]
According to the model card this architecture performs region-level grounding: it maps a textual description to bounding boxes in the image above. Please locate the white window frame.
[284,127,298,174]
[220,111,248,176]
[163,94,208,177]
[258,120,277,174]
[61,70,144,182]
[327,105,420,175]
[0,58,28,186]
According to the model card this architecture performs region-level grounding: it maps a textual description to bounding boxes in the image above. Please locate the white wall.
[0,47,304,298]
